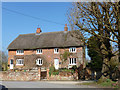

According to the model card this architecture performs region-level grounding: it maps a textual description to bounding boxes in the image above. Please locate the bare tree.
[0,50,8,71]
[68,1,120,86]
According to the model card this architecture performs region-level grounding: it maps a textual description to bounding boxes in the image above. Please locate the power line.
[2,7,65,26]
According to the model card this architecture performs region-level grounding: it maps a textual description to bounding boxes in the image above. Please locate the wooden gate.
[41,71,47,79]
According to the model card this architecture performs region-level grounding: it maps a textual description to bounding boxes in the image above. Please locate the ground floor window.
[69,58,77,65]
[36,58,43,65]
[16,59,24,65]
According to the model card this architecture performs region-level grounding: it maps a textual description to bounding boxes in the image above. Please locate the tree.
[68,1,120,86]
[87,36,103,72]
[0,50,8,71]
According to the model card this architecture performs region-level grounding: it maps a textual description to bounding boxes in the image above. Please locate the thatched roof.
[8,31,84,50]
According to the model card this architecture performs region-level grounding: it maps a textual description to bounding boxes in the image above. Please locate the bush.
[53,71,59,76]
[49,71,51,77]
[60,68,71,72]
[49,66,55,76]
[49,66,55,72]
[71,69,75,74]
[72,65,77,71]
[60,68,75,74]
[97,78,118,88]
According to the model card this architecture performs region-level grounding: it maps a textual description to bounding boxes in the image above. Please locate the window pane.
[20,60,22,64]
[22,60,24,64]
[18,60,20,64]
[57,49,58,52]
[70,58,71,64]
[72,58,73,64]
[37,49,42,53]
[41,60,42,64]
[74,58,76,64]
[16,60,18,64]
[54,48,58,53]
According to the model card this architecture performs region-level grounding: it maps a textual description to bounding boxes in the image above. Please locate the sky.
[2,2,90,60]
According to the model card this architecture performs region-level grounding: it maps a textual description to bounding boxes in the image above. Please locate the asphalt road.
[1,81,96,88]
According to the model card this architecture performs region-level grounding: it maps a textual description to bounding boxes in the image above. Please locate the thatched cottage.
[7,24,85,70]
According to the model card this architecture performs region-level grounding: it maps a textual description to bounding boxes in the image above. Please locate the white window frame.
[36,58,43,66]
[36,49,42,54]
[16,59,24,65]
[16,50,24,55]
[69,47,76,53]
[69,58,77,65]
[54,48,59,54]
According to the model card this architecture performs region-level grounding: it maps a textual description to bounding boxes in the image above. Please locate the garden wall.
[48,71,78,80]
[0,69,78,81]
[1,70,40,81]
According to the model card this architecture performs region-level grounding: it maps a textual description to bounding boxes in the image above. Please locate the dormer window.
[69,47,76,53]
[16,50,24,55]
[36,49,42,54]
[36,58,43,66]
[54,48,59,54]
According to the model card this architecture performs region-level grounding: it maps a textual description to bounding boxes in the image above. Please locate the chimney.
[36,28,42,34]
[64,24,68,31]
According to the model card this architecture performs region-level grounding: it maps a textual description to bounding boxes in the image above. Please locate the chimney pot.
[36,28,42,34]
[64,24,68,31]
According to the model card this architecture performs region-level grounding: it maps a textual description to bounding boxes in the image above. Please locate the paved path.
[1,81,96,88]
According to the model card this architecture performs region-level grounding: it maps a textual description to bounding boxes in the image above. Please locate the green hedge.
[49,66,76,76]
[53,71,59,76]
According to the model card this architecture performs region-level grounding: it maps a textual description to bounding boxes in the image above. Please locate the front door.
[10,59,13,69]
[54,59,59,70]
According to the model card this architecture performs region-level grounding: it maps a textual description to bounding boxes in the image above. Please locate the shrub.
[49,66,55,72]
[71,69,75,74]
[60,68,73,72]
[53,71,59,76]
[49,71,51,77]
[72,65,77,71]
[97,78,118,88]
[49,66,55,76]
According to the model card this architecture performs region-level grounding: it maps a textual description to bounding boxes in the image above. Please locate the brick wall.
[44,71,78,81]
[0,70,78,81]
[1,71,40,81]
[8,47,84,69]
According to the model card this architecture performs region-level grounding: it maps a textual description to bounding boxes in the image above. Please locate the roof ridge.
[19,31,70,36]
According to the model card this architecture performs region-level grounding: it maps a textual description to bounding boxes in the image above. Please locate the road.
[1,81,96,88]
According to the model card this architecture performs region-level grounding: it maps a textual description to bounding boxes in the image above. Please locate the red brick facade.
[8,47,85,70]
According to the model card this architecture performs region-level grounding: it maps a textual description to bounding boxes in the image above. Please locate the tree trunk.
[100,40,113,80]
[100,43,108,80]
[118,39,120,88]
